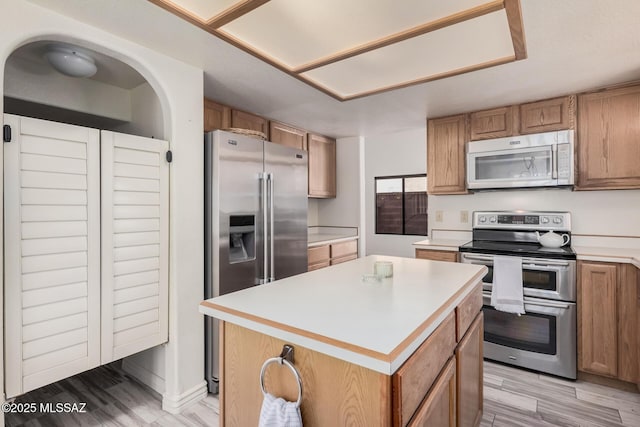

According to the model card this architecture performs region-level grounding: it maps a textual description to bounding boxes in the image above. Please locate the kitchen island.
[200,255,487,426]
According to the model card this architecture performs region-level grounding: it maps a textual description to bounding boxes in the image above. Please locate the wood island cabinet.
[427,115,467,195]
[269,120,306,150]
[578,261,639,383]
[307,133,336,198]
[469,106,518,140]
[519,96,575,134]
[577,85,640,190]
[408,357,457,427]
[456,313,483,427]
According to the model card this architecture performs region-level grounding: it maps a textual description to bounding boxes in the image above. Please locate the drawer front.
[455,283,483,342]
[308,261,330,271]
[415,249,458,263]
[330,240,358,258]
[393,312,456,427]
[330,253,357,265]
[308,245,330,264]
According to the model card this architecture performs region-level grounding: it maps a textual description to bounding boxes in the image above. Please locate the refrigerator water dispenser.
[229,215,255,263]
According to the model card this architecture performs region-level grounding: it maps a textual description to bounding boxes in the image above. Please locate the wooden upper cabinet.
[230,109,269,136]
[204,98,230,132]
[307,133,336,198]
[269,121,306,150]
[577,85,640,190]
[469,106,518,140]
[578,262,618,377]
[519,96,576,134]
[427,115,467,195]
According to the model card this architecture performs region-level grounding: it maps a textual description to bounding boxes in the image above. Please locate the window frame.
[374,173,428,236]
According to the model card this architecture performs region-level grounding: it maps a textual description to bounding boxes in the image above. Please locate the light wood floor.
[482,361,640,427]
[5,361,640,426]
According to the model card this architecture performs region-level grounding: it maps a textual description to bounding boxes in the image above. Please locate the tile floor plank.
[5,360,640,426]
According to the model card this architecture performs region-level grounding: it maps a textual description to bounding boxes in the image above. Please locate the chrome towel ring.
[259,356,303,408]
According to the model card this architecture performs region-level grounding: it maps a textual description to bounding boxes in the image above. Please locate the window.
[375,174,428,235]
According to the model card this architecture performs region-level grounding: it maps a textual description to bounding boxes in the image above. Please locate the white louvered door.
[100,131,169,363]
[3,114,101,398]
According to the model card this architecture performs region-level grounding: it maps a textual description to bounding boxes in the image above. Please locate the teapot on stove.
[536,230,570,248]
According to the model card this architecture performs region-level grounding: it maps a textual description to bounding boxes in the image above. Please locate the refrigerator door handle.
[268,173,275,282]
[260,172,269,284]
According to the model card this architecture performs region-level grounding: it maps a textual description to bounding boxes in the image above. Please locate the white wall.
[4,54,132,121]
[429,189,640,237]
[307,199,319,226]
[1,0,205,414]
[364,128,427,257]
[116,82,164,138]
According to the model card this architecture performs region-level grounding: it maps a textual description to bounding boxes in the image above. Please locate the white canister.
[374,261,393,278]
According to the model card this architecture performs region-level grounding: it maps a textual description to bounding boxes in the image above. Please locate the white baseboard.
[121,358,165,395]
[162,381,208,414]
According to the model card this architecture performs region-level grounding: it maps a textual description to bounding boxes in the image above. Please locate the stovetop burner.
[459,240,576,260]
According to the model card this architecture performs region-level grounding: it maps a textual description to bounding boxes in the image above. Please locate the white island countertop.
[200,255,486,375]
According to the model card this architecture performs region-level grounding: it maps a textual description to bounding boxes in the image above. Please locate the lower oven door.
[482,292,576,379]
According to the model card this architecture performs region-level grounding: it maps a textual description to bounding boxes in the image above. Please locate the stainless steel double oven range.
[460,211,577,379]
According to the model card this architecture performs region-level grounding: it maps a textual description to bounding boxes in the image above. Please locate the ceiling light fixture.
[44,44,97,78]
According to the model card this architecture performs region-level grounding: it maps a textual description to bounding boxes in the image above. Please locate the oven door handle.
[483,292,572,310]
[463,253,571,268]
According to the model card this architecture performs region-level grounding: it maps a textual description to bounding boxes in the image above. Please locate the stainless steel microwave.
[467,130,574,190]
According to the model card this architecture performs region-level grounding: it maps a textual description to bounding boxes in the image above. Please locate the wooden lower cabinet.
[308,240,358,271]
[456,313,483,427]
[408,357,456,427]
[220,284,483,427]
[578,261,639,383]
[415,249,458,263]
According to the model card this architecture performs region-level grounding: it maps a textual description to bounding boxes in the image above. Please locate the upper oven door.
[460,253,576,302]
[467,145,556,189]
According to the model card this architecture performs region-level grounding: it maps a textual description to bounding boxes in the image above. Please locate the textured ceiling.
[18,0,640,138]
[149,0,526,100]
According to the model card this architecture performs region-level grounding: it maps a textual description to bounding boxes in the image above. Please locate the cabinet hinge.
[166,150,173,163]
[3,125,11,143]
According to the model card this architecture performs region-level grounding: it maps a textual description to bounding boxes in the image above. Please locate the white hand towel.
[491,256,525,315]
[258,393,303,427]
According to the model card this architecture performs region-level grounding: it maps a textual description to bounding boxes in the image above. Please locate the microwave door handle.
[551,145,558,179]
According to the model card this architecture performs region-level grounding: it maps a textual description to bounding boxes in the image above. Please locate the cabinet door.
[427,115,467,194]
[617,264,639,383]
[519,96,575,134]
[307,133,336,198]
[204,98,230,132]
[230,109,268,136]
[578,262,618,377]
[408,357,456,427]
[469,106,517,140]
[3,114,101,397]
[455,312,483,427]
[577,86,640,190]
[269,121,306,150]
[100,131,169,363]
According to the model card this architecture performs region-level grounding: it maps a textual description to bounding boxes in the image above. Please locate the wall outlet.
[435,210,443,222]
[460,210,469,223]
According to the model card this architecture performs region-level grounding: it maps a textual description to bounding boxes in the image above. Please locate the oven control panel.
[473,211,571,231]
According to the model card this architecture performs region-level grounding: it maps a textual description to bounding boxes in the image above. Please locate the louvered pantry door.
[100,131,169,364]
[3,114,101,398]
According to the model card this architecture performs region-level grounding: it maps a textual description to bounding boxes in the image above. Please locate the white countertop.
[574,246,640,268]
[413,238,469,252]
[200,255,486,374]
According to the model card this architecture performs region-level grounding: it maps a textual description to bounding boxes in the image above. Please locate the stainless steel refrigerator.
[204,130,308,393]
